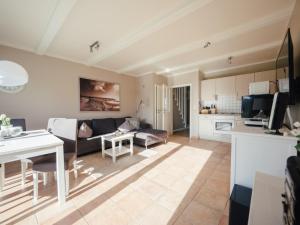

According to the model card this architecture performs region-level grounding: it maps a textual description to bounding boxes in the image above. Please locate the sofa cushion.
[114,117,127,128]
[92,118,116,135]
[78,122,93,138]
[126,118,140,129]
[78,120,92,129]
[136,128,168,140]
[118,120,135,133]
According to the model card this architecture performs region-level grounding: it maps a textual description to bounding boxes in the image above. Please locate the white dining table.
[0,130,66,205]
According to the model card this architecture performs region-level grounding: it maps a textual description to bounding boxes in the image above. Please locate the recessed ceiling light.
[203,41,211,48]
[165,68,171,73]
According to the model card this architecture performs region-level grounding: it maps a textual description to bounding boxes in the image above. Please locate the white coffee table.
[101,132,134,163]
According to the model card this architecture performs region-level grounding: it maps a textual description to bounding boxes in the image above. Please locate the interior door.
[154,84,170,130]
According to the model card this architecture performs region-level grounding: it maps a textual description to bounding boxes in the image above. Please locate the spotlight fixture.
[203,41,211,48]
[228,56,233,64]
[89,41,100,53]
[165,68,171,73]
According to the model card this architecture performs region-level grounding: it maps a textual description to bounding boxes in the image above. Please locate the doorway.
[172,86,190,137]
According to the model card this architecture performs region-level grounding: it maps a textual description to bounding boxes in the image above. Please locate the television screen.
[241,94,274,118]
[275,28,295,105]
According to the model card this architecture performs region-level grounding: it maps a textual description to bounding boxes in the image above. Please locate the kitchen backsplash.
[201,96,242,113]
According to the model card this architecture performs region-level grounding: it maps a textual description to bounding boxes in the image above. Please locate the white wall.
[0,45,138,129]
[168,71,203,138]
[137,74,167,125]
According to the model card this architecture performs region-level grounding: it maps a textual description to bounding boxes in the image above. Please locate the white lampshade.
[0,61,28,93]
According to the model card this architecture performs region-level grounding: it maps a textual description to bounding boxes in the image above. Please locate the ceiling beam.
[169,59,276,77]
[153,41,281,76]
[86,0,215,65]
[118,7,293,74]
[204,59,276,76]
[36,0,77,55]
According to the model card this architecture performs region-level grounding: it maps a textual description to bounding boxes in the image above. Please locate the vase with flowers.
[0,114,12,130]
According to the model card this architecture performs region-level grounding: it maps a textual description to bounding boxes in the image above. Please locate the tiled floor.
[0,135,230,225]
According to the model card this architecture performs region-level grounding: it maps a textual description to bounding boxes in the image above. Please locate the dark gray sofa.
[77,117,167,156]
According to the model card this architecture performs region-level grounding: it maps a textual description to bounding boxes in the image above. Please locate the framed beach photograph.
[79,78,120,111]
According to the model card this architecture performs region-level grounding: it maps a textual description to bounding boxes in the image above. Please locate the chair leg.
[33,171,38,202]
[65,170,69,196]
[73,161,78,179]
[43,173,48,186]
[0,163,4,191]
[21,161,27,187]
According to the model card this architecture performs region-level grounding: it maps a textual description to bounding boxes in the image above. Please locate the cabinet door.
[254,70,276,94]
[277,67,288,80]
[215,76,236,96]
[201,79,216,101]
[199,117,213,138]
[235,73,254,99]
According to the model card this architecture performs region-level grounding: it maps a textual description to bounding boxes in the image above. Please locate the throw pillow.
[118,120,134,133]
[78,122,93,138]
[126,118,140,130]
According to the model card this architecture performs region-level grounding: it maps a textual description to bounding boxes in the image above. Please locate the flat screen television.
[241,94,274,118]
[275,28,295,105]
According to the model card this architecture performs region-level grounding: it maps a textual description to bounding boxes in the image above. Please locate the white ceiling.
[0,0,296,77]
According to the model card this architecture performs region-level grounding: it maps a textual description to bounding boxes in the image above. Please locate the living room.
[1,0,300,225]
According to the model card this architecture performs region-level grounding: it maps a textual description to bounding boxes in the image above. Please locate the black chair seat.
[32,153,75,172]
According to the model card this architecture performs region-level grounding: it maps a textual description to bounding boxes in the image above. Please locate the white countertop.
[231,124,297,141]
[199,113,241,116]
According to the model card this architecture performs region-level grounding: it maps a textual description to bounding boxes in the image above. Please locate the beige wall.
[137,74,167,125]
[168,71,204,138]
[0,45,138,129]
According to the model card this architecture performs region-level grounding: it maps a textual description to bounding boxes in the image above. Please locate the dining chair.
[31,118,78,201]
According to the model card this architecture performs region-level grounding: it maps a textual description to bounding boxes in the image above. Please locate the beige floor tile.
[173,216,194,225]
[202,178,230,197]
[136,178,167,200]
[181,201,222,225]
[194,188,229,211]
[219,215,229,225]
[128,203,173,225]
[157,189,185,212]
[116,190,154,220]
[83,200,132,225]
[151,172,179,188]
[211,170,230,183]
[10,215,38,225]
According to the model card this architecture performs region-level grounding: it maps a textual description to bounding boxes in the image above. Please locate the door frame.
[170,84,192,139]
[154,84,170,130]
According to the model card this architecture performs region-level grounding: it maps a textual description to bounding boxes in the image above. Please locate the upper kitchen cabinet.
[254,70,276,93]
[276,67,288,80]
[215,76,236,96]
[201,79,216,101]
[235,73,254,99]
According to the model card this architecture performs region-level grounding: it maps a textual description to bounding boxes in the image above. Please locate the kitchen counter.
[230,124,297,192]
[231,124,297,141]
[199,113,241,116]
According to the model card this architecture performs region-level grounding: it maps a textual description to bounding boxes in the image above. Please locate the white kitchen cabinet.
[215,76,236,96]
[201,79,216,101]
[254,70,276,94]
[235,73,254,98]
[198,115,214,139]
